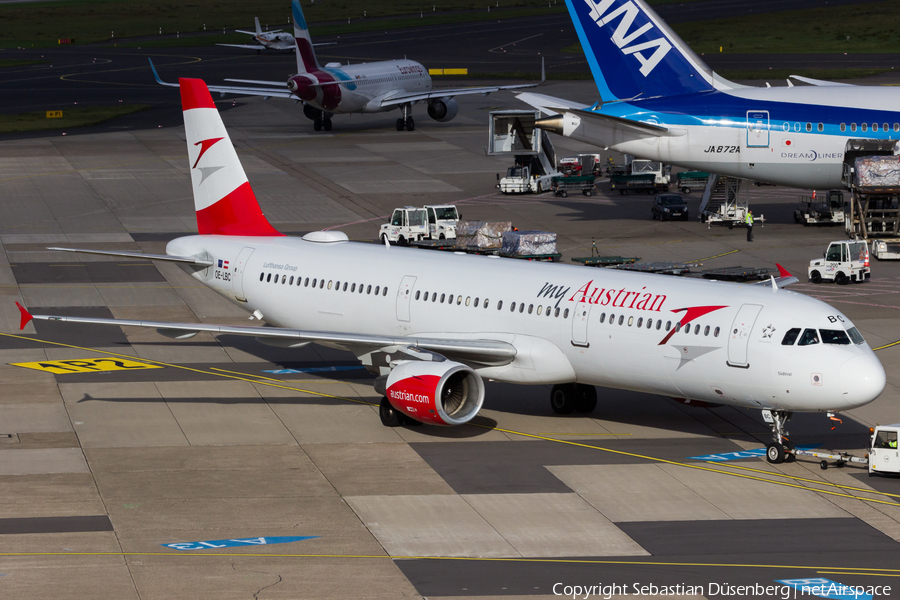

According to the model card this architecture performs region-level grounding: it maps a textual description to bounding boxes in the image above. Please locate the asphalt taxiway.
[2,45,900,600]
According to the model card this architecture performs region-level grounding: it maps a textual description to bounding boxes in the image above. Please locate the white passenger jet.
[154,0,539,132]
[218,18,297,52]
[16,79,885,464]
[517,0,900,189]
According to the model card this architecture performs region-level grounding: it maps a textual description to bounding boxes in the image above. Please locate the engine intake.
[383,360,484,426]
[427,98,459,123]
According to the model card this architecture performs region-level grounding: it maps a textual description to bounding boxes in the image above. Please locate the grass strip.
[0,104,151,133]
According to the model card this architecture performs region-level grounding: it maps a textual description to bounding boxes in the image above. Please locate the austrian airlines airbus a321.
[153,0,539,132]
[16,80,885,464]
[517,0,900,189]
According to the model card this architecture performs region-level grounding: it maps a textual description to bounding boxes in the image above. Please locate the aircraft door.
[746,111,770,148]
[727,303,762,367]
[571,302,591,347]
[396,275,417,322]
[231,246,255,302]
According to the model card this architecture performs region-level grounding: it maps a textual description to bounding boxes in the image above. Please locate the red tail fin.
[15,301,33,331]
[180,78,282,237]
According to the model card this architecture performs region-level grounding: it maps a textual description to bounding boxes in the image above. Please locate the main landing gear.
[313,112,333,132]
[379,397,421,427]
[550,383,597,414]
[396,103,415,131]
[764,409,795,464]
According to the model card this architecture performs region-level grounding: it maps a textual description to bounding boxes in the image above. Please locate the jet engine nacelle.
[427,98,459,123]
[288,75,317,102]
[384,360,484,426]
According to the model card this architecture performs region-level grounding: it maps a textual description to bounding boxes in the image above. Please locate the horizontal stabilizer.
[46,247,213,266]
[217,43,267,51]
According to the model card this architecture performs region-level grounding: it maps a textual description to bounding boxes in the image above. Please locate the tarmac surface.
[2,10,900,599]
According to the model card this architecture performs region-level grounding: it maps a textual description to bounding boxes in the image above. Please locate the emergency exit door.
[571,302,591,347]
[396,276,416,322]
[727,303,762,367]
[746,110,770,147]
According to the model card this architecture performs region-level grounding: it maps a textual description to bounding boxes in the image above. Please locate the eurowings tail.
[566,0,738,101]
[292,0,319,75]
[180,78,282,236]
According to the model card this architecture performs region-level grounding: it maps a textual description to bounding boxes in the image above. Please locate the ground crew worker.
[891,437,898,449]
[745,210,754,242]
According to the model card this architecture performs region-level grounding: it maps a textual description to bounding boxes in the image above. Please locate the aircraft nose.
[840,353,886,407]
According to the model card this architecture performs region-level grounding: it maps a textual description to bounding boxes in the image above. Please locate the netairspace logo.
[552,580,891,599]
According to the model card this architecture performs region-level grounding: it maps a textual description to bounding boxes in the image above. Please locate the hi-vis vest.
[745,213,753,225]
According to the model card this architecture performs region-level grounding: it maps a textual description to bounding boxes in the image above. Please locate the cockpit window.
[820,329,851,345]
[847,327,866,345]
[781,328,801,345]
[798,328,820,346]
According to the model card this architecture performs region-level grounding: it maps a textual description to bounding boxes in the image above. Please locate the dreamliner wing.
[379,82,538,107]
[15,303,516,367]
[789,75,855,87]
[515,91,588,115]
[150,59,294,99]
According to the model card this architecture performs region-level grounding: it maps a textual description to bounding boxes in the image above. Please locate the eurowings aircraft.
[517,0,900,189]
[17,79,885,464]
[154,0,539,132]
[218,17,296,52]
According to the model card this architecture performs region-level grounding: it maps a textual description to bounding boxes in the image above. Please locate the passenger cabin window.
[798,328,820,346]
[259,273,264,281]
[840,123,846,132]
[266,273,272,282]
[782,328,801,345]
[821,329,851,345]
[861,123,868,132]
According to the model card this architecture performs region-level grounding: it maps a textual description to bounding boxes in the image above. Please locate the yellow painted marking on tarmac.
[9,357,162,374]
[690,249,739,262]
[1,332,897,508]
[0,332,373,406]
[817,571,900,578]
[481,425,900,507]
[873,339,900,351]
[0,551,899,574]
[706,461,900,500]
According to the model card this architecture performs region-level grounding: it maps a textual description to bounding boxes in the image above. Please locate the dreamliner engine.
[381,360,484,426]
[427,98,459,123]
[288,74,317,102]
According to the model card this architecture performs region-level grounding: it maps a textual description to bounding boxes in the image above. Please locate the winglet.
[148,58,179,88]
[776,263,792,278]
[15,301,33,331]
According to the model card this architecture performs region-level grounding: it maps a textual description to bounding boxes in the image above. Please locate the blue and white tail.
[292,0,319,75]
[566,0,731,101]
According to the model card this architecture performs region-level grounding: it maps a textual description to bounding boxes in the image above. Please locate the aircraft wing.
[150,59,294,98]
[217,43,268,51]
[789,75,855,87]
[16,303,516,367]
[379,82,538,107]
[515,91,588,116]
[47,247,213,266]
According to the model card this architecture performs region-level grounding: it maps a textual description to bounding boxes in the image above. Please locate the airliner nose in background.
[16,78,885,467]
[517,0,900,189]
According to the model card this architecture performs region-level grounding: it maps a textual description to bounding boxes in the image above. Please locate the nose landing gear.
[763,409,795,464]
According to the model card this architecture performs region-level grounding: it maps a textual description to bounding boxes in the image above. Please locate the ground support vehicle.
[698,174,761,228]
[617,261,702,276]
[610,159,671,195]
[871,238,900,260]
[676,171,709,194]
[783,424,899,476]
[424,205,459,240]
[552,175,595,197]
[379,207,428,245]
[842,140,900,239]
[808,239,870,284]
[794,191,845,225]
[489,110,558,194]
[700,266,775,282]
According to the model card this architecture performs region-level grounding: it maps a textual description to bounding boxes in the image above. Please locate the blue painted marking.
[777,578,873,600]
[263,366,364,374]
[291,0,307,31]
[688,445,818,462]
[162,535,318,551]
